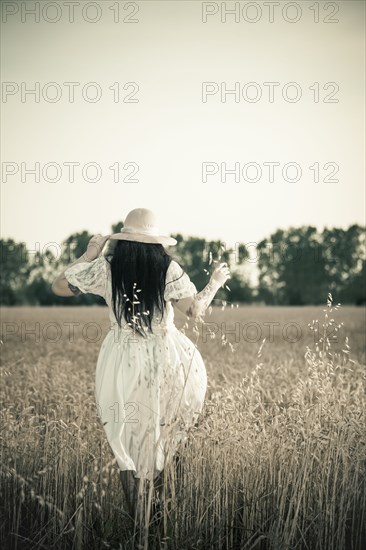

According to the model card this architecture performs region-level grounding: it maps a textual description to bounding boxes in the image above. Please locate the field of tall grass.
[1,301,365,549]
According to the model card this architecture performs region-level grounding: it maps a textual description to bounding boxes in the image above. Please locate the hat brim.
[109,232,177,246]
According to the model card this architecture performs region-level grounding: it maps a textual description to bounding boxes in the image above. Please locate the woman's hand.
[210,262,231,287]
[84,234,111,262]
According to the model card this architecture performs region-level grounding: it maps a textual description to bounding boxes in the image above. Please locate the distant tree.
[224,271,253,303]
[340,260,366,305]
[257,226,330,305]
[3,224,363,306]
[322,224,366,303]
[0,239,31,304]
[257,228,285,305]
[24,247,59,305]
[111,221,124,234]
[257,225,366,305]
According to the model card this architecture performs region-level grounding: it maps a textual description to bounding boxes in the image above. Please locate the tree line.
[1,223,365,306]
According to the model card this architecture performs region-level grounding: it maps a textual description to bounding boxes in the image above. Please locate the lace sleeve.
[164,260,197,302]
[64,256,107,298]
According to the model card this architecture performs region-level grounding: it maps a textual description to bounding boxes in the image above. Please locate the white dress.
[64,255,208,481]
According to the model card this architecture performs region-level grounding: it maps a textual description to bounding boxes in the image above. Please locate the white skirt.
[95,324,207,481]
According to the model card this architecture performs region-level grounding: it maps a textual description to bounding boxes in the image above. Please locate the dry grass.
[0,303,365,549]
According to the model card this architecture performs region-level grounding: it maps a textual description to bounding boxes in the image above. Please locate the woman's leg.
[153,469,164,501]
[174,451,183,482]
[119,469,139,519]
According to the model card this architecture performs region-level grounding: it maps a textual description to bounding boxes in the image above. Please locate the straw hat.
[109,208,177,246]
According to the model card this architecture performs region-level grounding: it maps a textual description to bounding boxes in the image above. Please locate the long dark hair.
[105,240,173,337]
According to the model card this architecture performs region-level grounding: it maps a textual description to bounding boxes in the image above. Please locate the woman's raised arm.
[51,234,110,297]
[173,263,231,321]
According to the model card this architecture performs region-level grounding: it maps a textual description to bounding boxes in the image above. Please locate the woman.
[51,208,230,521]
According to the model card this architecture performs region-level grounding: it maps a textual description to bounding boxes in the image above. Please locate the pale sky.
[1,0,365,260]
